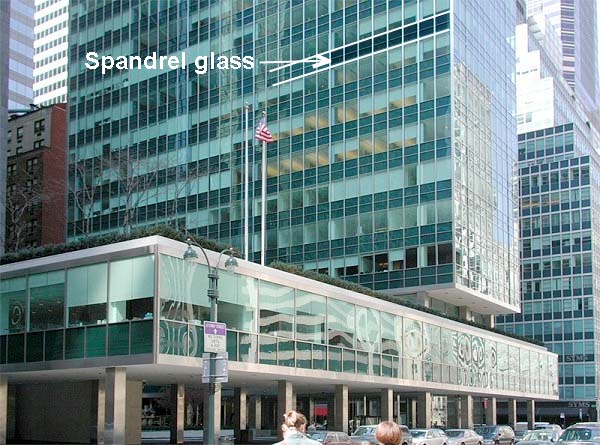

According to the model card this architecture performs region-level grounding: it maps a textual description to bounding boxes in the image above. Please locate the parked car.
[520,430,560,444]
[446,429,483,445]
[474,425,515,445]
[515,430,531,443]
[411,428,449,445]
[557,423,600,444]
[309,430,354,445]
[351,424,413,445]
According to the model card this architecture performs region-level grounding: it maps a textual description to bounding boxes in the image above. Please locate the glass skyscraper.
[68,0,519,316]
[497,124,600,423]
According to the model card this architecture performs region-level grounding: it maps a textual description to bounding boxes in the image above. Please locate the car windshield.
[353,427,374,436]
[524,431,551,441]
[447,431,465,438]
[560,428,594,442]
[413,431,427,438]
[310,432,327,441]
[475,427,497,439]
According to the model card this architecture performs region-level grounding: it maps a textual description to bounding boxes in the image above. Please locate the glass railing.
[0,319,153,364]
[157,322,556,396]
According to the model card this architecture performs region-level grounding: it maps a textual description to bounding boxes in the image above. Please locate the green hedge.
[0,227,543,347]
[0,225,228,265]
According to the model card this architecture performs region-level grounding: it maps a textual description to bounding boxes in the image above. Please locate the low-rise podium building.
[0,235,558,444]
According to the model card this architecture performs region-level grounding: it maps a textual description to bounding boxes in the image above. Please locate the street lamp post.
[183,238,238,445]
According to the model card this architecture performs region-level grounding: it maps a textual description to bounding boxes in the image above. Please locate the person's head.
[376,421,402,445]
[282,410,308,433]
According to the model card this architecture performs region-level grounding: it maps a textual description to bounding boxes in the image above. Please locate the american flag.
[255,114,274,143]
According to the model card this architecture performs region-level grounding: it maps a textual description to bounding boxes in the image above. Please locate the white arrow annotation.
[259,54,330,72]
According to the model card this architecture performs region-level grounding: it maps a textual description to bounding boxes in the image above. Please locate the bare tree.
[69,159,101,237]
[4,169,47,251]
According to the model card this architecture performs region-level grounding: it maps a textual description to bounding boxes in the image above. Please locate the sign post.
[204,321,227,353]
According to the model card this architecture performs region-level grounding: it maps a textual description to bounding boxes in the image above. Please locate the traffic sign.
[202,352,229,383]
[204,321,227,353]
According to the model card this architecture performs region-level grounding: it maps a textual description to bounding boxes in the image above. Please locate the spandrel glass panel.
[219,272,257,332]
[259,335,277,365]
[159,255,209,323]
[109,255,154,323]
[355,306,380,352]
[29,271,65,331]
[259,281,294,338]
[65,327,85,359]
[0,276,27,334]
[296,291,326,344]
[327,299,355,348]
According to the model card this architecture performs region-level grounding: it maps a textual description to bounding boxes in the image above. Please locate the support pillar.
[105,367,127,445]
[233,388,247,442]
[415,292,431,308]
[94,379,106,445]
[292,388,297,410]
[484,315,496,329]
[507,399,518,428]
[416,392,432,428]
[410,399,417,428]
[125,380,142,445]
[459,307,473,322]
[334,384,349,433]
[381,389,393,422]
[486,397,497,426]
[170,384,185,444]
[202,384,222,444]
[278,381,293,440]
[527,400,536,430]
[0,376,7,445]
[459,395,474,429]
[309,397,315,424]
[251,396,262,430]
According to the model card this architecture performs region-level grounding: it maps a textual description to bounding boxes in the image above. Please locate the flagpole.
[260,111,267,266]
[244,103,249,261]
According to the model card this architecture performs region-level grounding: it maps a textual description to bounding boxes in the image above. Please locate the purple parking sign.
[204,322,227,353]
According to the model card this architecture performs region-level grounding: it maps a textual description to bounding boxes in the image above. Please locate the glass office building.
[67,0,519,314]
[497,124,600,423]
[0,235,558,443]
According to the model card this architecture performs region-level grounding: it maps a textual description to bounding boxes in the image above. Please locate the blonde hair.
[376,421,402,445]
[282,410,308,430]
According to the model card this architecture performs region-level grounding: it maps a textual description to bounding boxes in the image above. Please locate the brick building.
[5,103,66,251]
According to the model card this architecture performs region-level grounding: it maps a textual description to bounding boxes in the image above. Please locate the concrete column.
[416,392,432,428]
[508,399,518,428]
[485,397,497,426]
[125,380,143,445]
[278,381,293,440]
[170,384,185,444]
[94,379,106,445]
[233,388,247,442]
[0,376,7,445]
[381,389,393,422]
[251,396,262,430]
[334,384,349,433]
[527,400,536,429]
[202,385,222,444]
[105,367,127,445]
[415,292,430,308]
[410,399,417,428]
[309,397,315,424]
[484,315,496,329]
[459,307,473,322]
[459,395,474,429]
[292,388,297,410]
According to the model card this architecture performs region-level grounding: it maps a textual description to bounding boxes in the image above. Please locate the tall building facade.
[7,0,35,110]
[33,0,69,105]
[0,0,11,254]
[68,1,519,318]
[527,0,600,119]
[5,104,68,252]
[498,125,600,424]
